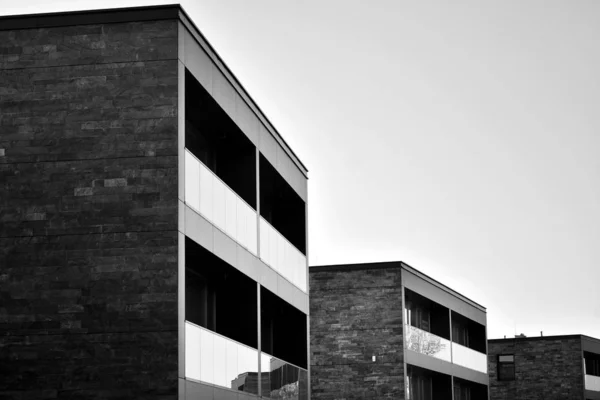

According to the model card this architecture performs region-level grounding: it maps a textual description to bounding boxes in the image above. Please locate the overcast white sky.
[3,0,600,340]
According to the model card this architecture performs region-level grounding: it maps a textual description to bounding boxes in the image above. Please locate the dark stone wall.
[0,19,179,399]
[488,337,584,400]
[310,267,404,399]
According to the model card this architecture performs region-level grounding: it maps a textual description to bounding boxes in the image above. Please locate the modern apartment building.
[310,262,489,400]
[488,334,600,400]
[0,5,309,400]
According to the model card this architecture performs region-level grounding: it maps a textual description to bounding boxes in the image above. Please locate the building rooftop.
[310,260,486,311]
[0,4,308,177]
[489,334,600,344]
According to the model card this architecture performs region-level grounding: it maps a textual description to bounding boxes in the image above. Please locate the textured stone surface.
[488,337,584,400]
[310,267,404,399]
[0,19,179,399]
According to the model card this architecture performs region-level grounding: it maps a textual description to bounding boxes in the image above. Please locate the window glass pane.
[499,355,514,362]
[226,339,238,390]
[213,334,227,387]
[185,151,200,211]
[185,322,202,381]
[199,162,213,218]
[225,189,237,239]
[200,325,214,383]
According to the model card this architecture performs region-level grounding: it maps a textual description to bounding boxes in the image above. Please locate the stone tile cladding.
[310,267,404,399]
[0,19,179,399]
[488,337,584,400]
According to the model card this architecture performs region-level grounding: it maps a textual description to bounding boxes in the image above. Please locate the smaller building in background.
[310,261,489,400]
[488,334,600,400]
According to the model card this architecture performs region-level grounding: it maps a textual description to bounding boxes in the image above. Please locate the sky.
[2,0,600,340]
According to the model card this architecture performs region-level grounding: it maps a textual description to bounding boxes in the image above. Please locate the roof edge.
[310,261,486,311]
[0,4,309,176]
[489,334,585,343]
[177,7,309,175]
[0,4,181,30]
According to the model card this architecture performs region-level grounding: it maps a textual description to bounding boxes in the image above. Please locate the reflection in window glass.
[261,353,308,400]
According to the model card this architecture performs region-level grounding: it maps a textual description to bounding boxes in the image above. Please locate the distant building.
[0,5,309,400]
[310,262,489,399]
[488,334,600,400]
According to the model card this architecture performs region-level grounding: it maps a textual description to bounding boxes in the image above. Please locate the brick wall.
[310,267,405,399]
[0,19,179,399]
[488,337,584,400]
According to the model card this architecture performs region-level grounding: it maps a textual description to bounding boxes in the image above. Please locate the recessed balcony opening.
[453,376,488,400]
[185,69,256,208]
[185,237,257,349]
[406,364,452,400]
[585,351,600,377]
[404,288,450,340]
[451,311,486,353]
[261,286,307,369]
[259,154,306,254]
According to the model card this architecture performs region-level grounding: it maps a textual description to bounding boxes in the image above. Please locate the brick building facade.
[488,335,600,400]
[310,262,489,400]
[1,5,309,400]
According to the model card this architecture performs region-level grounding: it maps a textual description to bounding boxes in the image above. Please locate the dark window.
[185,69,256,208]
[451,311,486,353]
[585,352,600,377]
[259,154,306,253]
[261,287,307,369]
[497,354,515,381]
[404,288,450,339]
[406,364,452,400]
[454,376,488,400]
[185,237,257,348]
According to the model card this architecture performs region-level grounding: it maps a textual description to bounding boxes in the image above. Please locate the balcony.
[585,374,600,392]
[451,342,487,374]
[185,321,259,394]
[185,149,257,254]
[405,324,487,374]
[405,324,452,363]
[585,351,600,392]
[259,217,307,292]
[260,352,308,400]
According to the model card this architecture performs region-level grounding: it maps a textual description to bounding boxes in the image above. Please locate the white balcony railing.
[405,324,452,363]
[259,217,307,292]
[586,374,600,392]
[451,342,487,374]
[185,150,257,255]
[185,321,259,393]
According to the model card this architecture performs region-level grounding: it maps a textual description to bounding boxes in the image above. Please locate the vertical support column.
[449,308,453,364]
[177,24,187,383]
[257,282,262,398]
[449,309,455,400]
[256,148,261,258]
[305,189,310,399]
[401,279,409,400]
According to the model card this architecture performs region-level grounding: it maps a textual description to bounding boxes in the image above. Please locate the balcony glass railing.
[260,352,308,400]
[185,321,259,394]
[585,374,600,392]
[405,324,452,363]
[259,217,307,292]
[404,324,487,374]
[185,150,257,255]
[451,342,487,374]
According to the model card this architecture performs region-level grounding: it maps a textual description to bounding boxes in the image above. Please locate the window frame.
[497,354,516,381]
